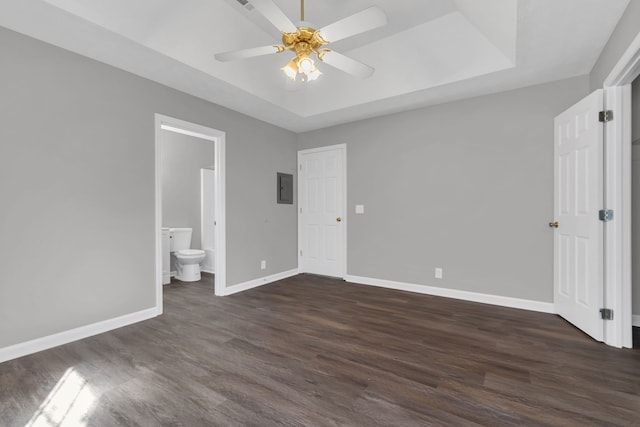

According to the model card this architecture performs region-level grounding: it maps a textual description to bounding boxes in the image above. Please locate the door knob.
[336,217,342,222]
[548,221,559,228]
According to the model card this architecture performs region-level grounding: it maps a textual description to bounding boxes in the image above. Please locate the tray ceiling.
[0,0,630,132]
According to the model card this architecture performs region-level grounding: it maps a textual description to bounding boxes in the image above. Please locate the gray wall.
[633,77,640,317]
[298,77,589,302]
[0,27,297,349]
[161,130,214,250]
[590,1,640,89]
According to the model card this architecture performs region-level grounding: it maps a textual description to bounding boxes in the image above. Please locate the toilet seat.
[176,249,205,257]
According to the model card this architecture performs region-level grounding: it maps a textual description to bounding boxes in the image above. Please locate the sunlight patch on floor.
[26,367,96,427]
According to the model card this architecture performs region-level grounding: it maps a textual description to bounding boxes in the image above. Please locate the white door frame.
[602,32,640,348]
[200,168,216,274]
[154,114,227,313]
[297,144,347,278]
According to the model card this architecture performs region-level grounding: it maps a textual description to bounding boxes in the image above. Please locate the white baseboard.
[633,314,640,327]
[344,275,555,314]
[0,307,158,364]
[201,268,216,275]
[225,269,298,296]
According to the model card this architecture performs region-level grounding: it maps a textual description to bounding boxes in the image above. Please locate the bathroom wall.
[161,130,214,250]
[297,76,589,303]
[632,77,640,320]
[0,27,297,350]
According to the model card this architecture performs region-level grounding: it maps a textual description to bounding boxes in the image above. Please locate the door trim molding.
[297,144,347,278]
[602,31,640,348]
[154,114,226,302]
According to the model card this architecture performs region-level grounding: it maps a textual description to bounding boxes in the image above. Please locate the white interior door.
[553,90,604,342]
[298,145,346,278]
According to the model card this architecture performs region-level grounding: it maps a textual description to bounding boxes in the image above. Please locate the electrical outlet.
[261,260,266,270]
[435,268,443,279]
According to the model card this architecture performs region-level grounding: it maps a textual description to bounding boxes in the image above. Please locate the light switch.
[355,205,365,214]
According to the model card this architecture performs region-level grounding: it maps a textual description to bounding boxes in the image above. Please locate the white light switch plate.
[355,205,365,214]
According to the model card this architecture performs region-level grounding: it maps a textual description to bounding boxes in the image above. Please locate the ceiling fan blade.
[215,45,282,62]
[318,7,386,43]
[320,51,374,79]
[250,0,298,34]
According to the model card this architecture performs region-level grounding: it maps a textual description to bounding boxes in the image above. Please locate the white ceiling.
[0,0,630,132]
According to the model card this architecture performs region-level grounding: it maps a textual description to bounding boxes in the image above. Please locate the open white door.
[298,144,346,278]
[553,90,604,342]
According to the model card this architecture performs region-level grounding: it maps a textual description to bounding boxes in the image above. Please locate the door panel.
[553,90,604,342]
[299,146,345,278]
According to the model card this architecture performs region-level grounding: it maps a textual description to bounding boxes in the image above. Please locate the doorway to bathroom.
[154,115,226,314]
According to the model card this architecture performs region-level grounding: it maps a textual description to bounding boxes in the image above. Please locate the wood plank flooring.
[1,273,639,426]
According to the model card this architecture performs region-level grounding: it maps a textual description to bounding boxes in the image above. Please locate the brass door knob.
[549,221,559,228]
[336,217,342,222]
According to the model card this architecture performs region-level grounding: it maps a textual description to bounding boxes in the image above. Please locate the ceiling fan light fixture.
[281,49,322,82]
[281,58,298,80]
[297,55,315,74]
[307,68,322,81]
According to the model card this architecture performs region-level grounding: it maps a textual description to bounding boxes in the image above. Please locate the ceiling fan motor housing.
[281,27,330,61]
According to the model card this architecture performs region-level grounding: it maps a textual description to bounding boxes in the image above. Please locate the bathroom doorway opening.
[154,115,226,314]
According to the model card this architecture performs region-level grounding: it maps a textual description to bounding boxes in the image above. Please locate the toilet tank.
[169,228,192,252]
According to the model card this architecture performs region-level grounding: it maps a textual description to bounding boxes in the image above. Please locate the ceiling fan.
[215,0,387,82]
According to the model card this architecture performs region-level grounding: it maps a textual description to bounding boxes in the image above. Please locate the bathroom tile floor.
[1,273,639,426]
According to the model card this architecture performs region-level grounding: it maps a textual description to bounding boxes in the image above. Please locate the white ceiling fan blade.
[318,7,386,43]
[215,45,282,62]
[250,0,298,34]
[320,51,374,79]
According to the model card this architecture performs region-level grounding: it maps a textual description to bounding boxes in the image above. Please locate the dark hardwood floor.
[1,274,639,426]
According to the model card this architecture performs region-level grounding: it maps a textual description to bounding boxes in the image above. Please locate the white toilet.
[169,228,206,282]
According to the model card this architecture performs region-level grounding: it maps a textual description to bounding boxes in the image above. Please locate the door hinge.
[599,110,613,122]
[600,308,614,320]
[299,164,302,171]
[299,250,302,256]
[599,209,614,222]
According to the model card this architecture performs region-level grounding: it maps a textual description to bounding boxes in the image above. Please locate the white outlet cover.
[435,268,443,279]
[355,205,365,214]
